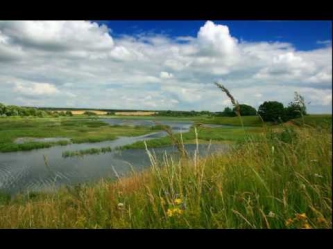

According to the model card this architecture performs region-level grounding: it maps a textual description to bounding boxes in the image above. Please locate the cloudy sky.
[0,20,331,113]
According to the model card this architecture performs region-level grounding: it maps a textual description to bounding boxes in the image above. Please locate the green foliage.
[235,104,257,116]
[0,103,49,118]
[219,107,236,117]
[218,105,256,117]
[258,101,285,123]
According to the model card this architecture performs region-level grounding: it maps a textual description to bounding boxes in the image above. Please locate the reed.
[62,146,112,158]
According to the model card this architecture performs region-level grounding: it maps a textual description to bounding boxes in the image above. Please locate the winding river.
[0,119,231,195]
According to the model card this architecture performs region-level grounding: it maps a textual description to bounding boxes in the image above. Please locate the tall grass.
[0,123,330,228]
[214,82,244,131]
[0,87,331,228]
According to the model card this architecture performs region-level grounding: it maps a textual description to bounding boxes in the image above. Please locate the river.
[0,119,231,195]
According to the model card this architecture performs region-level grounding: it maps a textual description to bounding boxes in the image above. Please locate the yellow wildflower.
[303,223,312,229]
[296,213,307,220]
[174,198,182,205]
[167,209,174,217]
[167,207,183,217]
[285,218,294,226]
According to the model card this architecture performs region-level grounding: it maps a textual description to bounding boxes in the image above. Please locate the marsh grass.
[0,117,153,152]
[62,146,112,158]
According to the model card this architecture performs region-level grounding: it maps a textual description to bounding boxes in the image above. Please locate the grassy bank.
[99,115,263,126]
[0,124,331,228]
[0,117,153,152]
[120,126,262,150]
[198,115,263,126]
[291,114,332,129]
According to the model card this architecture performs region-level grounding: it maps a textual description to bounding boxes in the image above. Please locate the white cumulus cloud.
[0,20,331,113]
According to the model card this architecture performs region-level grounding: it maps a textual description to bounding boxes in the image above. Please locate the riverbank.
[0,124,331,228]
[120,126,262,150]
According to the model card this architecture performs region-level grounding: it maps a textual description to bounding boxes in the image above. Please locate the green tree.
[258,101,285,123]
[0,103,5,115]
[222,107,235,117]
[233,104,257,116]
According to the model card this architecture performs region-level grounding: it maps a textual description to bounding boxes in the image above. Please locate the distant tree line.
[218,92,307,123]
[217,104,257,117]
[0,91,307,122]
[0,103,73,117]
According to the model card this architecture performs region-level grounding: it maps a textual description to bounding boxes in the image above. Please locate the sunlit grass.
[0,124,331,228]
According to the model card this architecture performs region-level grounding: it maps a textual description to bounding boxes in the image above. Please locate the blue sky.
[97,20,332,50]
[0,20,332,113]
